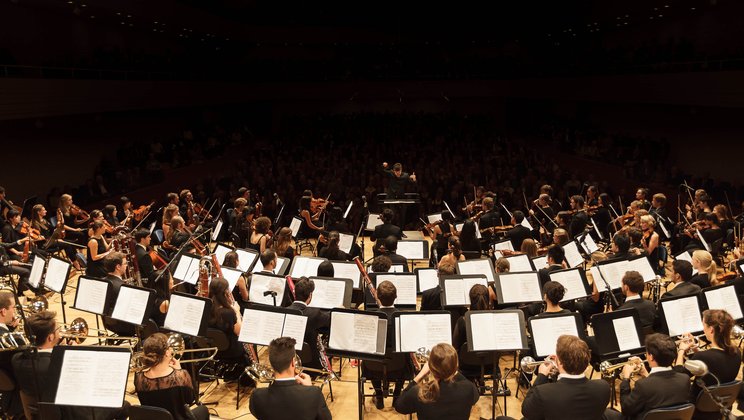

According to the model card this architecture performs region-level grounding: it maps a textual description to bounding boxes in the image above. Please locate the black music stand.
[40,255,72,324]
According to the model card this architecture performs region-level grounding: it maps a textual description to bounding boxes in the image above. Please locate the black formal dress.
[680,347,741,419]
[249,379,332,420]
[568,212,588,240]
[521,373,610,420]
[134,369,208,420]
[85,237,108,278]
[619,368,691,420]
[394,372,479,420]
[617,296,657,328]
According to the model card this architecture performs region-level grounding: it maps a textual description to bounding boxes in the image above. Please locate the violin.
[718,271,738,283]
[480,225,513,234]
[70,204,90,224]
[133,201,155,222]
[471,210,485,221]
[19,221,43,241]
[193,202,213,221]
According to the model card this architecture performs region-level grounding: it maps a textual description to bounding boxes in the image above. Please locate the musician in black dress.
[86,221,112,278]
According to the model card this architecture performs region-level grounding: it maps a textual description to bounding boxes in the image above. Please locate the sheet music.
[111,286,149,325]
[235,249,258,272]
[613,316,641,351]
[213,244,233,267]
[498,272,543,303]
[444,277,488,306]
[338,233,354,254]
[626,257,657,282]
[249,274,286,306]
[597,260,627,290]
[220,267,243,291]
[506,255,534,272]
[75,277,108,315]
[44,257,70,293]
[290,256,326,278]
[662,296,704,336]
[173,255,200,285]
[365,214,383,231]
[309,279,346,309]
[397,241,425,260]
[289,217,303,238]
[281,314,309,350]
[212,220,223,241]
[377,274,416,305]
[396,313,451,352]
[164,294,205,336]
[491,240,515,252]
[532,316,579,357]
[562,241,585,268]
[578,234,599,254]
[521,218,534,231]
[458,259,495,283]
[391,264,405,273]
[343,201,353,219]
[427,213,443,224]
[239,309,285,346]
[549,269,588,302]
[417,268,439,292]
[29,256,45,289]
[704,286,743,320]
[697,229,711,252]
[55,349,130,408]
[329,312,380,354]
[675,252,698,275]
[331,262,361,288]
[470,312,523,351]
[531,255,548,271]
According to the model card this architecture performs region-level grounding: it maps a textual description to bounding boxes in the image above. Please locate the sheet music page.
[239,309,285,346]
[697,229,711,252]
[626,257,657,282]
[455,223,463,233]
[499,273,542,303]
[111,287,149,325]
[662,297,704,336]
[290,256,325,278]
[29,256,45,289]
[444,279,466,305]
[365,214,383,231]
[613,316,641,351]
[390,264,405,273]
[506,255,534,272]
[331,262,361,288]
[338,233,354,254]
[675,252,698,275]
[329,312,379,354]
[378,275,417,305]
[491,241,515,252]
[282,314,308,350]
[213,244,232,267]
[589,266,602,288]
[309,279,346,309]
[532,255,548,271]
[220,267,243,291]
[458,259,495,283]
[532,316,579,357]
[75,277,108,314]
[563,242,585,268]
[173,255,200,284]
[417,268,439,292]
[212,220,223,241]
[427,213,443,224]
[549,269,587,302]
[705,286,743,320]
[471,312,523,351]
[397,241,424,260]
[164,294,205,336]
[55,349,130,407]
[44,257,70,292]
[398,314,451,352]
[521,218,534,231]
[598,260,627,290]
[235,249,258,272]
[249,274,286,306]
[289,217,303,237]
[579,235,599,254]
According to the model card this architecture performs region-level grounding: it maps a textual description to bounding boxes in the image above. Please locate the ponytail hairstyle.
[417,343,458,403]
[448,236,462,259]
[468,284,490,311]
[140,333,169,369]
[702,309,737,356]
[692,250,717,284]
[327,231,340,251]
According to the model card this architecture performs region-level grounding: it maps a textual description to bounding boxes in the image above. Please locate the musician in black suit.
[478,197,503,244]
[371,208,402,256]
[618,333,690,420]
[660,259,700,300]
[538,246,565,288]
[0,290,17,334]
[420,259,457,311]
[517,335,611,420]
[380,162,416,199]
[568,195,589,240]
[380,236,409,272]
[101,252,136,337]
[134,229,156,285]
[249,336,332,420]
[287,277,330,374]
[505,211,532,251]
[618,271,656,328]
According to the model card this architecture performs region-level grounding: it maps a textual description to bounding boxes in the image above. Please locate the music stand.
[577,233,599,255]
[395,240,429,272]
[491,239,515,254]
[626,255,658,283]
[548,267,592,302]
[440,275,489,307]
[492,272,543,306]
[503,254,535,273]
[249,273,287,306]
[289,216,303,238]
[42,255,72,323]
[562,241,585,268]
[308,276,353,309]
[288,256,328,278]
[251,255,289,276]
[457,259,496,284]
[530,255,548,271]
[212,243,235,267]
[364,273,417,310]
[596,258,631,291]
[528,312,585,358]
[163,292,211,337]
[239,304,306,349]
[658,293,704,336]
[364,213,383,232]
[172,253,202,286]
[414,267,439,293]
[465,309,529,417]
[27,250,46,291]
[220,267,244,291]
[338,233,356,255]
[330,261,362,289]
[425,213,443,224]
[701,283,744,321]
[392,311,452,353]
[110,284,156,327]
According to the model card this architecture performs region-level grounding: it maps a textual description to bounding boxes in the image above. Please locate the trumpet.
[519,356,557,374]
[410,347,430,373]
[58,317,139,346]
[599,357,645,377]
[732,325,744,340]
[675,333,706,352]
[131,333,219,372]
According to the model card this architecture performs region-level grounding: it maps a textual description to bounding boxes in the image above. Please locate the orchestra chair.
[461,251,483,260]
[0,368,15,418]
[457,342,504,418]
[640,403,694,420]
[297,341,335,401]
[129,404,177,420]
[694,380,741,416]
[294,225,315,256]
[359,351,412,411]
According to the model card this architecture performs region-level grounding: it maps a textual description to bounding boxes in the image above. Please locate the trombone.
[131,333,218,372]
[58,317,139,346]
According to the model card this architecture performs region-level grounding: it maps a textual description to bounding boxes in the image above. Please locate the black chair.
[640,403,694,420]
[129,404,175,420]
[458,342,503,419]
[298,341,335,401]
[695,380,741,415]
[462,251,483,260]
[360,351,412,410]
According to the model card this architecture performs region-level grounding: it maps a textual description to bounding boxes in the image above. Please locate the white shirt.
[625,294,641,301]
[649,366,672,375]
[557,373,586,380]
[274,377,296,382]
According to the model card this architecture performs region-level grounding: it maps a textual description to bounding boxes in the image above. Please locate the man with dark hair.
[568,195,588,239]
[259,249,278,273]
[134,228,156,285]
[316,260,334,277]
[0,290,17,334]
[102,251,136,336]
[478,197,505,244]
[381,236,408,271]
[370,255,392,273]
[506,210,532,250]
[538,246,565,288]
[619,334,690,420]
[661,259,700,299]
[520,335,610,420]
[617,271,656,328]
[371,208,402,256]
[250,337,331,420]
[1,210,24,260]
[609,233,631,261]
[636,188,651,211]
[420,260,456,311]
[380,162,416,199]
[288,277,330,375]
[376,280,397,312]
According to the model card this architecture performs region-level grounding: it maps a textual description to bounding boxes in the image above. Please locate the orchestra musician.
[208,276,253,385]
[249,337,332,420]
[505,211,531,250]
[221,251,250,308]
[533,281,573,318]
[317,230,348,261]
[458,220,481,257]
[452,284,491,359]
[134,230,170,326]
[270,227,296,262]
[0,186,10,224]
[429,210,457,263]
[438,237,465,268]
[103,204,119,228]
[0,233,32,295]
[230,197,250,248]
[660,260,700,300]
[585,185,599,207]
[371,208,401,257]
[420,260,456,311]
[617,271,656,329]
[161,204,180,241]
[1,210,25,261]
[298,196,324,240]
[379,236,409,272]
[101,252,136,337]
[248,216,272,253]
[567,195,588,239]
[639,215,661,273]
[683,213,724,253]
[287,277,331,376]
[635,187,651,211]
[381,162,417,227]
[58,194,89,227]
[85,220,112,278]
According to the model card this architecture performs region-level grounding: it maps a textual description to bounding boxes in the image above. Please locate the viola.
[19,221,43,241]
[70,204,90,224]
[133,201,155,222]
[149,250,168,270]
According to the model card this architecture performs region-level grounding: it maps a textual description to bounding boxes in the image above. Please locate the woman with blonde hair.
[394,343,478,419]
[690,249,717,288]
[640,214,661,274]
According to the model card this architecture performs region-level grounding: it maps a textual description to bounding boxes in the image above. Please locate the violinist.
[59,193,89,226]
[648,193,669,236]
[635,187,651,211]
[552,228,570,247]
[0,232,32,294]
[464,185,486,215]
[586,185,599,207]
[317,230,347,261]
[438,236,465,268]
[298,196,324,241]
[1,210,24,260]
[640,215,660,273]
[270,227,295,262]
[592,193,613,240]
[568,195,588,239]
[684,213,724,252]
[478,197,504,244]
[221,251,250,308]
[530,194,556,234]
[628,228,645,257]
[430,210,456,263]
[178,189,192,220]
[165,216,192,256]
[505,211,531,250]
[166,192,180,208]
[120,196,132,224]
[684,189,707,222]
[86,220,112,278]
[713,204,735,234]
[161,204,179,240]
[248,216,272,254]
[103,204,119,228]
[459,220,482,257]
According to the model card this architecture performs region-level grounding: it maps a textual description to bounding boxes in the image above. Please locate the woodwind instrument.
[353,256,380,305]
[197,256,211,297]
